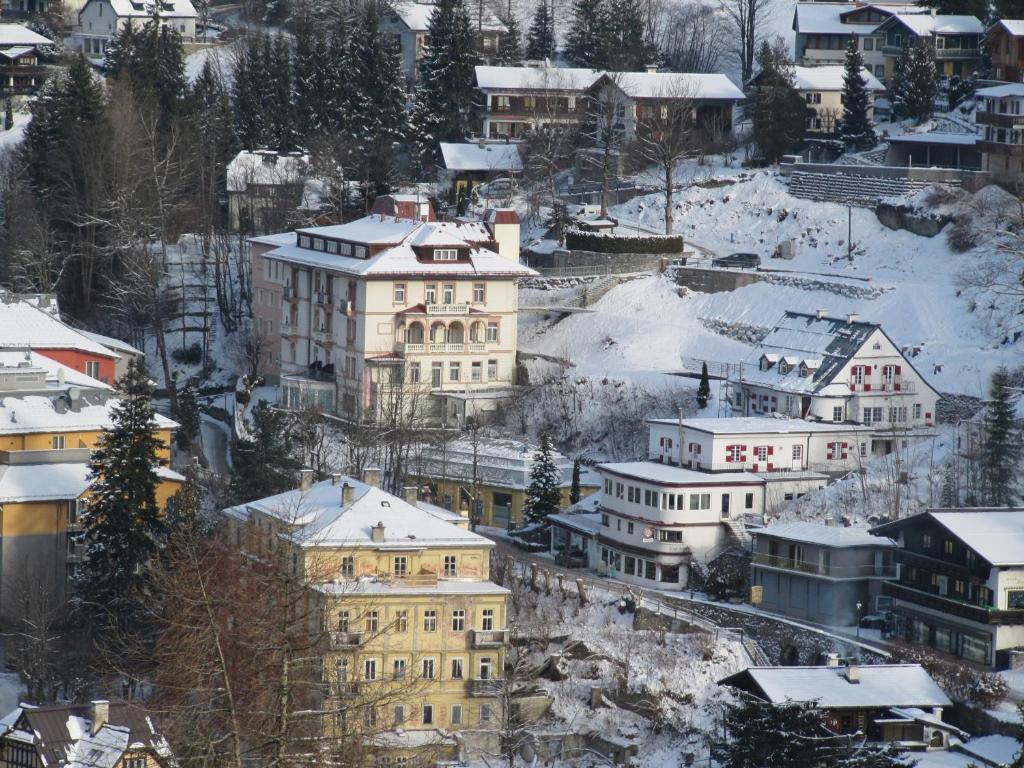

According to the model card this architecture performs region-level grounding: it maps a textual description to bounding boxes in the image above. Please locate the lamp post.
[856,600,863,639]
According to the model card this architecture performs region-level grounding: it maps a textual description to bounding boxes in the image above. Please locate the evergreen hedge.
[565,229,683,254]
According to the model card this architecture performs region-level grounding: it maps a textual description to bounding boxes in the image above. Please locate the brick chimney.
[299,468,314,491]
[342,483,355,506]
[845,664,860,684]
[361,467,381,489]
[404,486,419,505]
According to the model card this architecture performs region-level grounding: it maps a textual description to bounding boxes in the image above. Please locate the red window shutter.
[740,453,747,462]
[895,365,902,375]
[767,463,774,472]
[842,450,849,460]
[767,446,774,456]
[863,382,872,392]
[752,463,759,472]
[725,445,733,463]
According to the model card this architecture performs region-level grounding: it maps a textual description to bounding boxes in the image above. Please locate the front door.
[721,494,731,519]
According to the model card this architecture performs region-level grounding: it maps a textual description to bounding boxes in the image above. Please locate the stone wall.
[524,248,668,272]
[779,161,991,192]
[671,266,762,294]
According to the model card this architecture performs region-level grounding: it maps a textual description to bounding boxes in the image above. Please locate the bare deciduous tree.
[719,0,775,84]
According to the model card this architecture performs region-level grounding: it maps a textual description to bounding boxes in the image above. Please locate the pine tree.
[3,100,11,131]
[232,34,271,148]
[981,368,1022,507]
[840,36,876,149]
[697,362,711,408]
[916,0,987,17]
[604,0,656,71]
[497,13,523,63]
[523,432,562,526]
[564,0,608,67]
[188,58,236,220]
[408,0,479,167]
[78,359,167,628]
[749,39,807,163]
[570,457,582,504]
[525,0,556,60]
[267,34,297,151]
[174,383,201,450]
[228,402,302,504]
[292,26,326,139]
[892,42,936,122]
[105,19,186,118]
[712,695,916,768]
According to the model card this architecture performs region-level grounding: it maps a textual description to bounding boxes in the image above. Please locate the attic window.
[434,249,458,261]
[299,235,311,248]
[312,237,324,251]
[873,341,881,350]
[799,363,809,377]
[339,242,353,256]
[354,245,368,259]
[759,356,771,371]
[327,240,338,254]
[381,501,390,507]
[779,361,790,375]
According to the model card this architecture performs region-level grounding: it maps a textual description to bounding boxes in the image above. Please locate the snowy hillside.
[523,170,1020,402]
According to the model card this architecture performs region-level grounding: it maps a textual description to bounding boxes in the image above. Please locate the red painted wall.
[36,349,117,385]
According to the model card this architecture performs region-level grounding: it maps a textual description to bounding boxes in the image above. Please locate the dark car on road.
[712,252,761,269]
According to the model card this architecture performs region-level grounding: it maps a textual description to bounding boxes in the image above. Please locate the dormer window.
[434,249,458,261]
[299,235,311,248]
[327,240,338,254]
[312,237,324,251]
[339,242,353,256]
[779,361,789,375]
[799,363,809,377]
[759,355,773,371]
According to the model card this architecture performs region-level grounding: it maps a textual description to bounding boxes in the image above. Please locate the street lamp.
[856,601,863,639]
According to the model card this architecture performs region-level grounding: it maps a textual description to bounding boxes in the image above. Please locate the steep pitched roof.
[0,23,53,46]
[880,12,983,35]
[792,65,885,92]
[871,508,1024,566]
[0,300,117,358]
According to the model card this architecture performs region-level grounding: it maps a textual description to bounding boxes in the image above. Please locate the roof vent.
[846,313,859,324]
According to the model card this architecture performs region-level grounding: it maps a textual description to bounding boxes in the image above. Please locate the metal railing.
[328,631,365,649]
[467,678,502,696]
[752,553,896,579]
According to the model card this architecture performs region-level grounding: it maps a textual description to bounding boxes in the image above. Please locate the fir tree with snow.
[408,0,479,168]
[174,383,201,450]
[3,100,11,131]
[104,19,187,119]
[750,39,807,163]
[77,359,167,627]
[840,37,876,150]
[523,432,562,526]
[525,0,556,60]
[267,35,298,151]
[292,27,330,139]
[570,457,582,504]
[564,0,608,67]
[981,367,1022,507]
[892,43,936,122]
[228,401,302,504]
[697,362,711,408]
[231,35,271,149]
[604,0,656,71]
[497,13,523,63]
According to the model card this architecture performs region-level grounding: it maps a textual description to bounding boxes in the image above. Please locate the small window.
[481,608,494,631]
[423,609,437,632]
[395,610,408,633]
[363,659,377,680]
[327,240,338,254]
[394,283,406,303]
[422,704,434,725]
[85,361,101,379]
[452,609,465,632]
[394,705,406,725]
[486,322,499,342]
[444,555,457,576]
[451,658,464,679]
[451,704,463,725]
[393,556,407,577]
[341,555,354,578]
[365,610,379,633]
[473,283,486,303]
[434,248,459,261]
[421,658,435,679]
[393,658,407,678]
[52,435,65,449]
[744,492,754,509]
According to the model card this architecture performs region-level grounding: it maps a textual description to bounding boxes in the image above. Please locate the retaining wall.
[779,161,991,192]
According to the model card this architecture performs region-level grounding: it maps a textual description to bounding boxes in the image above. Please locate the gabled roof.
[224,476,496,549]
[0,300,118,359]
[103,0,196,18]
[0,23,53,46]
[871,508,1024,566]
[754,521,893,548]
[879,13,984,36]
[593,71,744,100]
[646,416,875,435]
[793,3,920,35]
[226,151,309,193]
[986,18,1024,37]
[740,311,879,395]
[719,664,950,709]
[0,394,178,436]
[977,83,1024,98]
[439,142,523,172]
[475,64,602,91]
[390,1,506,32]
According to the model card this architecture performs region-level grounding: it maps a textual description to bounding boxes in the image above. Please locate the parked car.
[712,252,761,269]
[473,177,517,201]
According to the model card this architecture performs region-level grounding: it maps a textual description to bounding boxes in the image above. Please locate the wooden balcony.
[753,553,896,579]
[882,582,1024,625]
[976,111,1024,128]
[893,548,988,580]
[469,629,508,648]
[977,140,1024,156]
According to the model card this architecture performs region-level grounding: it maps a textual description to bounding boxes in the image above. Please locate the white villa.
[72,0,196,56]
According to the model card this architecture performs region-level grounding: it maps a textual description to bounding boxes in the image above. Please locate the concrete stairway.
[724,518,752,549]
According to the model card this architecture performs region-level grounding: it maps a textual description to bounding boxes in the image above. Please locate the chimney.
[330,473,342,486]
[645,64,658,74]
[816,309,828,320]
[845,664,860,684]
[58,368,65,386]
[825,653,840,667]
[371,521,386,543]
[404,486,419,505]
[361,467,381,489]
[342,482,355,506]
[299,468,314,491]
[91,700,109,736]
[846,313,859,324]
[68,387,82,413]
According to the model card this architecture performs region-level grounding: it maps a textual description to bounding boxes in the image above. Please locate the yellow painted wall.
[421,477,598,527]
[1,428,173,461]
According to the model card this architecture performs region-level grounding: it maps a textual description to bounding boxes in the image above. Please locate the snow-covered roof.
[315,579,510,596]
[598,461,763,486]
[227,151,309,193]
[977,83,1024,98]
[919,509,1024,566]
[0,462,90,502]
[252,216,536,278]
[475,64,602,91]
[603,71,744,100]
[103,0,196,18]
[548,509,602,535]
[79,330,144,356]
[721,664,951,709]
[440,142,523,172]
[755,521,893,548]
[0,46,36,59]
[885,13,983,35]
[792,3,918,35]
[391,2,506,32]
[0,300,118,358]
[224,476,498,549]
[0,23,53,46]
[0,395,177,436]
[647,416,875,435]
[741,311,880,395]
[887,132,976,145]
[792,65,885,93]
[989,18,1024,36]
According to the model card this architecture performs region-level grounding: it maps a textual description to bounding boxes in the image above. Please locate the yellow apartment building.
[249,203,535,427]
[411,437,600,528]
[223,471,509,762]
[0,351,181,620]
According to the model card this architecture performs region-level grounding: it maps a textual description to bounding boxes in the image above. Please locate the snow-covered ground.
[185,42,238,84]
[0,102,32,153]
[525,169,1019,402]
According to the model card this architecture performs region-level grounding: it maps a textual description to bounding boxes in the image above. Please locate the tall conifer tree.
[525,0,556,59]
[840,36,876,148]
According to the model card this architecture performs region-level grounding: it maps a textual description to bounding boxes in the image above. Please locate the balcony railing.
[429,342,464,353]
[752,553,896,579]
[328,631,365,649]
[312,329,333,344]
[324,681,361,698]
[467,678,502,697]
[283,285,297,300]
[315,292,333,306]
[881,581,1024,625]
[892,548,989,580]
[426,303,470,315]
[976,111,1024,127]
[470,629,508,648]
[850,380,914,393]
[934,47,980,59]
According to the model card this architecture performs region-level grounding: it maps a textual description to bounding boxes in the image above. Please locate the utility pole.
[847,205,853,261]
